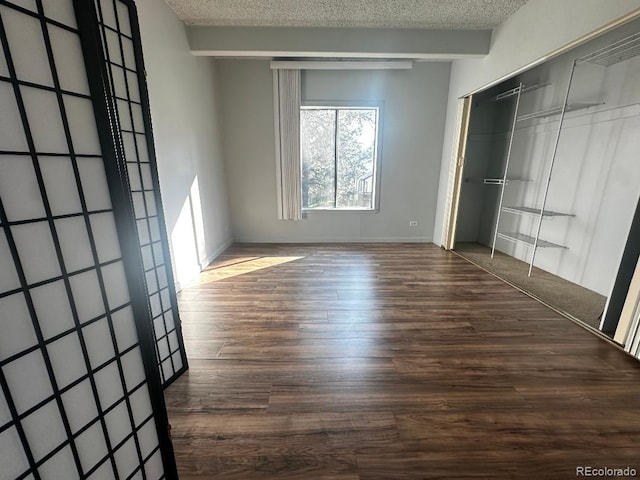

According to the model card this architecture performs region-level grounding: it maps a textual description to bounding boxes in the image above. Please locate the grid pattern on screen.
[0,1,164,478]
[93,0,187,387]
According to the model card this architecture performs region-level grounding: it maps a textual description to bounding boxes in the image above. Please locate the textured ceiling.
[165,0,530,29]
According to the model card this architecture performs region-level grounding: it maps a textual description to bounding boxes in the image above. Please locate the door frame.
[441,96,472,250]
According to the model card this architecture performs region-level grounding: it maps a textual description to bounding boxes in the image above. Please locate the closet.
[454,18,640,335]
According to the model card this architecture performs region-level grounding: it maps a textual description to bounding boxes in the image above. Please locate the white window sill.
[302,208,379,213]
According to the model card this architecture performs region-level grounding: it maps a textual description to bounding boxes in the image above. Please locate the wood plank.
[165,243,640,479]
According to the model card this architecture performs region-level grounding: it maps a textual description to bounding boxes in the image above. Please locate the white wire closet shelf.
[481,178,530,185]
[497,232,567,249]
[502,206,575,217]
[576,31,640,67]
[516,103,603,122]
[494,82,551,101]
[488,29,638,276]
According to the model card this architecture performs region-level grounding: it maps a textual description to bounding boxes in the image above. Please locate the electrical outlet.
[409,221,418,227]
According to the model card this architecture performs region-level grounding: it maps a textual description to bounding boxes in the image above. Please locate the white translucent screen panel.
[95,0,186,387]
[0,81,29,151]
[1,6,53,87]
[0,156,46,221]
[0,2,164,479]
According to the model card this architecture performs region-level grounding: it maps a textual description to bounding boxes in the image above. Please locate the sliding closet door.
[0,1,176,478]
[88,0,188,388]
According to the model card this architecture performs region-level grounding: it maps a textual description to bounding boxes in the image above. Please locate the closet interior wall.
[457,18,640,299]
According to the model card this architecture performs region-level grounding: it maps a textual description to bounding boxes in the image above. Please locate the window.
[300,106,380,210]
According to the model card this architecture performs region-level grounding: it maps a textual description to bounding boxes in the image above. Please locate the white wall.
[187,25,491,58]
[217,60,450,243]
[433,0,640,246]
[135,0,232,287]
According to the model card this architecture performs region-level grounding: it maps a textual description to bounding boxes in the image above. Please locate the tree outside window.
[301,106,379,210]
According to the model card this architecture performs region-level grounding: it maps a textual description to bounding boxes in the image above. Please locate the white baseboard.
[233,236,433,244]
[174,237,233,291]
[199,237,234,269]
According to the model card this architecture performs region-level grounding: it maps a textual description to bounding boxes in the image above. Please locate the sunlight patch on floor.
[197,256,305,283]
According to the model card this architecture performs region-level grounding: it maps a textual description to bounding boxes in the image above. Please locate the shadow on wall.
[171,176,207,288]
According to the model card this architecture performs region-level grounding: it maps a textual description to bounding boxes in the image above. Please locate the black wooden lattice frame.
[0,0,181,478]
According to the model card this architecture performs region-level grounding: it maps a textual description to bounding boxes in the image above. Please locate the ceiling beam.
[187,26,491,59]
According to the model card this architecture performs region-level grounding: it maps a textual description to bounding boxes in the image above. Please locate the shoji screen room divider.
[0,0,186,478]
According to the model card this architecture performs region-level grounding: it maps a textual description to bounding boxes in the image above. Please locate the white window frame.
[301,101,383,213]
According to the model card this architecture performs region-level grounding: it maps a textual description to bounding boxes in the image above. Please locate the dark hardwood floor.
[166,244,640,479]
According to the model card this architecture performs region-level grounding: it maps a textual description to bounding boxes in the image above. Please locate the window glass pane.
[301,109,335,209]
[301,107,378,210]
[337,109,377,209]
